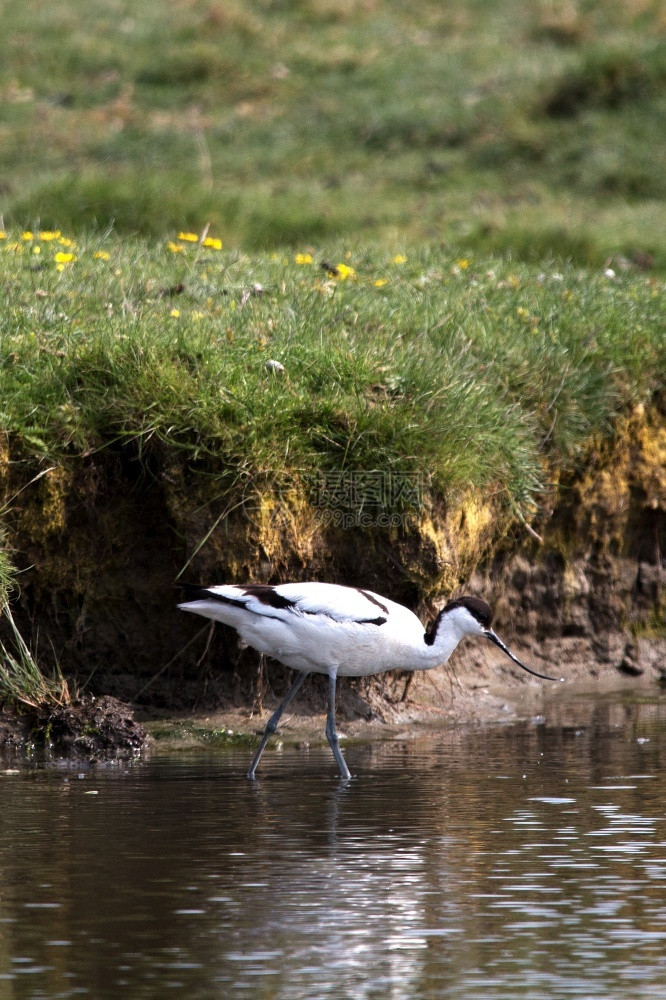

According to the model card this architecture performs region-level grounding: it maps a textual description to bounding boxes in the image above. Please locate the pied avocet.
[178,582,560,779]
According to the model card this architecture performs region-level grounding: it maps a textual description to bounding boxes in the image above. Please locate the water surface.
[1,690,665,999]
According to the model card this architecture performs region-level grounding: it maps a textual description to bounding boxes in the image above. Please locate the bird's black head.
[425,593,562,681]
[442,595,493,629]
[424,594,493,645]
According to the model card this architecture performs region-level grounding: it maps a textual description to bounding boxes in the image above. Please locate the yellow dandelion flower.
[178,232,199,242]
[333,263,355,280]
[295,253,313,265]
[21,231,34,241]
[202,236,222,250]
[167,241,184,253]
[374,278,387,287]
[39,230,61,241]
[456,258,469,270]
[191,311,205,321]
[392,254,407,264]
[32,245,41,254]
[58,237,75,247]
[0,231,6,239]
[94,250,111,260]
[54,251,76,264]
[170,308,181,318]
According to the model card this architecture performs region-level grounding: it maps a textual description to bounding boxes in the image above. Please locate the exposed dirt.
[144,669,666,758]
[0,703,25,754]
[0,695,146,759]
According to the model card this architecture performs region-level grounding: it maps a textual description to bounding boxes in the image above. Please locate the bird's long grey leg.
[247,671,308,779]
[400,672,415,703]
[326,670,351,780]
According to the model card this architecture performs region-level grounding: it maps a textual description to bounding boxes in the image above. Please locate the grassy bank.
[1,229,663,511]
[1,0,665,268]
[0,229,663,704]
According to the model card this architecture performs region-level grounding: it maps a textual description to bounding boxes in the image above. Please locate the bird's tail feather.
[175,582,212,603]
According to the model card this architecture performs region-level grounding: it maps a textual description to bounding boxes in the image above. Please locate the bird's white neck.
[419,609,478,667]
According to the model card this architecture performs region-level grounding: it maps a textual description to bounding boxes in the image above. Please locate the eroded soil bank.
[0,695,145,759]
[1,403,664,756]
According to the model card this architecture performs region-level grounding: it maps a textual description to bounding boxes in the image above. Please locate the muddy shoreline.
[142,665,666,753]
[2,630,663,760]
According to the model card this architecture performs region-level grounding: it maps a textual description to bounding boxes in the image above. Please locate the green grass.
[1,231,663,523]
[0,601,71,708]
[1,0,665,268]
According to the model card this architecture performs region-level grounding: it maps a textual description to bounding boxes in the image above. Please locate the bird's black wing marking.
[298,609,388,626]
[356,588,389,615]
[241,584,298,610]
[177,582,232,603]
[177,583,253,611]
[179,583,388,626]
[178,583,296,621]
[277,584,391,625]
